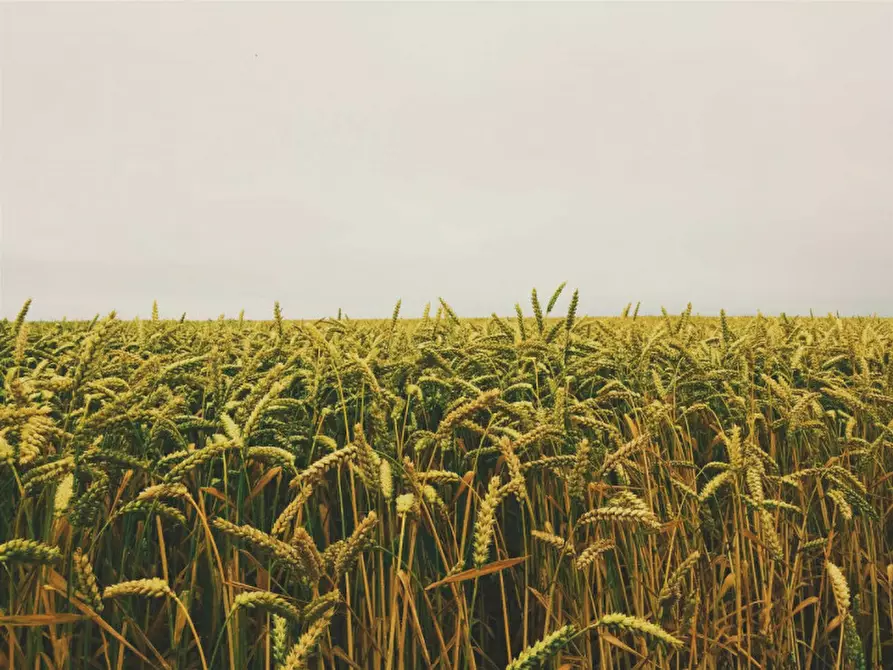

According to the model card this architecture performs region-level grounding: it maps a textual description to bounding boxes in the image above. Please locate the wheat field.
[1,289,890,669]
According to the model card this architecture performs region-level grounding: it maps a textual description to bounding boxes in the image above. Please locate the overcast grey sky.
[1,3,892,320]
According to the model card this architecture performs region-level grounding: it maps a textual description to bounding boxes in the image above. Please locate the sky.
[1,2,892,320]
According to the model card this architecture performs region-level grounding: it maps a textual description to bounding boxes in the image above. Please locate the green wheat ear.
[514,303,527,340]
[530,288,544,335]
[545,281,566,314]
[676,302,692,334]
[13,298,32,335]
[438,297,461,327]
[490,313,515,339]
[565,289,579,333]
[273,301,284,339]
[389,299,401,335]
[544,319,565,343]
[505,624,576,670]
[661,306,673,333]
[0,539,61,565]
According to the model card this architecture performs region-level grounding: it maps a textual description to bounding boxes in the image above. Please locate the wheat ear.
[334,511,379,578]
[531,530,575,555]
[596,613,683,647]
[231,591,301,622]
[103,578,171,599]
[72,548,103,612]
[0,539,61,564]
[826,561,851,614]
[505,624,576,670]
[575,540,615,570]
[473,476,505,567]
[282,609,335,670]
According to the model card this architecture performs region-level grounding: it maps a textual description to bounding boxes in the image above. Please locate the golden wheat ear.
[473,476,504,567]
[103,578,171,600]
[826,561,851,615]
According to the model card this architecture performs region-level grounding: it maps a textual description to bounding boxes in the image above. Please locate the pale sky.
[1,2,892,320]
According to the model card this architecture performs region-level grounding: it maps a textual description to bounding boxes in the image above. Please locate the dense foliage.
[1,291,891,669]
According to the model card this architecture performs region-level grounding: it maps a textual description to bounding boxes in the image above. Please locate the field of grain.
[1,289,890,669]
